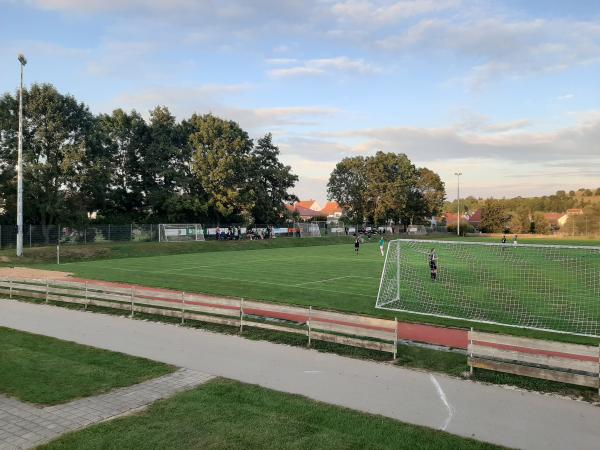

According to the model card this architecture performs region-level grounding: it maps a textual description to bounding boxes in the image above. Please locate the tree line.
[326,152,445,226]
[445,190,600,235]
[0,83,298,228]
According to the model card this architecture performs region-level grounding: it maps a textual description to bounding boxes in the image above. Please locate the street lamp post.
[454,172,462,236]
[16,54,27,257]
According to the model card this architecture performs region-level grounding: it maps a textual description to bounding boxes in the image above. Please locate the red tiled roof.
[294,205,322,217]
[296,200,317,209]
[321,201,342,215]
[543,213,562,222]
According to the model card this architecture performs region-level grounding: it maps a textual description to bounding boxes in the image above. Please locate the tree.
[480,199,509,233]
[532,212,551,235]
[0,84,100,237]
[327,156,368,224]
[365,151,419,224]
[415,167,445,218]
[248,133,298,224]
[95,109,149,221]
[189,114,255,221]
[509,207,531,234]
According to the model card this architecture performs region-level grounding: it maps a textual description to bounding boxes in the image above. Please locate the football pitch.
[51,241,386,317]
[34,237,600,340]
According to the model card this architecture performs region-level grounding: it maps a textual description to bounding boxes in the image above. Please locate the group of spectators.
[214,225,276,241]
[214,226,243,240]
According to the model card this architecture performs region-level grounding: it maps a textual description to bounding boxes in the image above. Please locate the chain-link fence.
[0,224,159,249]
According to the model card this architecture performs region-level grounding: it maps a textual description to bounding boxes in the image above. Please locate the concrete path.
[0,368,213,450]
[1,300,599,450]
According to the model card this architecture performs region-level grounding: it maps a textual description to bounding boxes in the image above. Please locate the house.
[543,213,563,228]
[320,201,343,220]
[558,208,583,227]
[443,210,482,229]
[286,199,343,222]
[293,205,323,221]
[295,199,322,212]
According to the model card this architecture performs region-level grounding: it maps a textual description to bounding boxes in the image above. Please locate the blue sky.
[1,0,599,204]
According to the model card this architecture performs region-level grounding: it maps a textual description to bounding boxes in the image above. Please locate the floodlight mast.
[16,54,27,257]
[454,172,462,236]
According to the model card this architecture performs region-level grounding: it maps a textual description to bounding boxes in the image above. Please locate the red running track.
[64,277,469,350]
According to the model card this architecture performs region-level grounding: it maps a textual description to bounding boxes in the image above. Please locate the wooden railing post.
[84,281,88,310]
[181,292,185,325]
[130,288,135,317]
[239,298,244,333]
[45,279,49,303]
[9,279,12,299]
[307,306,312,347]
[393,317,398,360]
[469,327,474,375]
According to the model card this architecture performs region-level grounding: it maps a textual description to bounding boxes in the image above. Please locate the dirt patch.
[0,267,73,280]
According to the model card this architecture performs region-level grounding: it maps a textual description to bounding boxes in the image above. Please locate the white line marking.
[303,370,321,374]
[429,374,454,431]
[295,276,352,286]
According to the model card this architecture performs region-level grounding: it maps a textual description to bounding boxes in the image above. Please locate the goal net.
[158,224,205,242]
[376,239,600,337]
[295,222,322,237]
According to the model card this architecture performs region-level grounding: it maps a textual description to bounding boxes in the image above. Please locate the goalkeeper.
[428,248,438,281]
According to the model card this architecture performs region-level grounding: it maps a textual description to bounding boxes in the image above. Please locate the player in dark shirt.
[429,248,438,281]
[354,237,360,254]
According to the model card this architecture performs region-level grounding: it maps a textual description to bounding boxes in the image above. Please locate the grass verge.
[0,326,174,405]
[39,378,506,450]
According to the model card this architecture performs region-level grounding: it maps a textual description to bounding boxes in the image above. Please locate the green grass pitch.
[32,236,600,342]
[48,241,386,317]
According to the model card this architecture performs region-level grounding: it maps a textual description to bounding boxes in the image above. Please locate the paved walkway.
[0,368,213,450]
[1,300,599,450]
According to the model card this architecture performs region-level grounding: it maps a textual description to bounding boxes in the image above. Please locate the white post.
[56,244,60,265]
[454,172,462,236]
[9,279,13,299]
[45,279,49,303]
[396,240,400,301]
[16,55,26,257]
[84,281,88,310]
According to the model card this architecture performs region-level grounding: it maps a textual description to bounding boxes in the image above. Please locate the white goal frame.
[376,239,600,337]
[158,224,205,242]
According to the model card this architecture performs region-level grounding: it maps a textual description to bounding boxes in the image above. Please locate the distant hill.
[444,188,600,214]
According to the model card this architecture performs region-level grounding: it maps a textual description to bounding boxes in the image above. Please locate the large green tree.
[188,114,255,221]
[248,133,298,224]
[480,199,509,233]
[365,151,418,224]
[327,156,368,224]
[0,84,100,235]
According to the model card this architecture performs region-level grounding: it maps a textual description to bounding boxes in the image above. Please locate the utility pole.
[454,172,462,236]
[16,54,27,257]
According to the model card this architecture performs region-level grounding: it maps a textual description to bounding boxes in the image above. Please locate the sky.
[1,0,599,205]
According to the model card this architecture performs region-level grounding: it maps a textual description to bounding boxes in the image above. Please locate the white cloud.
[557,94,575,101]
[105,85,339,130]
[331,0,461,26]
[378,18,600,87]
[268,56,380,78]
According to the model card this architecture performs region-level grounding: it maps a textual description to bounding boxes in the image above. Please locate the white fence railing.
[0,277,398,358]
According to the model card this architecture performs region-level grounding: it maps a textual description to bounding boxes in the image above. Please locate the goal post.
[158,224,205,242]
[376,239,600,337]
